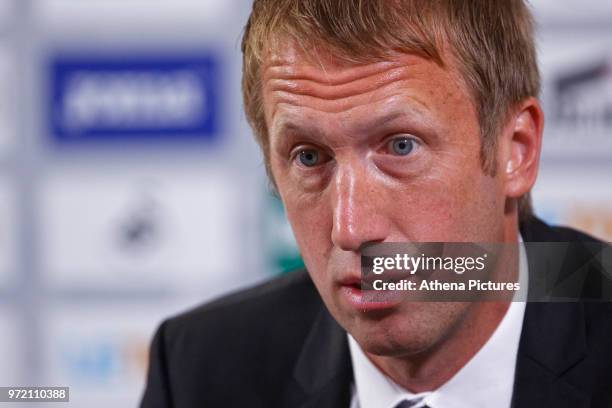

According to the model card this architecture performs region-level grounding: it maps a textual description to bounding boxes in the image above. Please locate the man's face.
[262,44,508,356]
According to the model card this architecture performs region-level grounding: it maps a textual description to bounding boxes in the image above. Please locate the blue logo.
[61,340,121,383]
[49,53,220,143]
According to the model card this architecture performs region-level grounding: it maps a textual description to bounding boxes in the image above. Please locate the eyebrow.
[352,99,437,137]
[270,103,436,154]
[354,110,405,134]
[274,110,405,138]
[269,117,320,155]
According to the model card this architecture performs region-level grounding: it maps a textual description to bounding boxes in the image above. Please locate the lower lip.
[339,285,403,311]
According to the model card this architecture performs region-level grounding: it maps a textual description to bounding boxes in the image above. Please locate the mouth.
[337,276,404,311]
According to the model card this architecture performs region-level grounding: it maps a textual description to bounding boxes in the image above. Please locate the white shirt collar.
[349,237,529,408]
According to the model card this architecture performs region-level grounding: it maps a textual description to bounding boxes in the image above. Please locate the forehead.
[261,40,476,139]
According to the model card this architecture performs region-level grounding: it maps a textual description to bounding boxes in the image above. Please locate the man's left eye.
[387,136,416,156]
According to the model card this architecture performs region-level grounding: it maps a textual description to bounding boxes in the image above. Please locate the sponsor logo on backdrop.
[40,171,235,290]
[536,202,612,242]
[544,51,612,156]
[553,59,612,131]
[59,336,148,384]
[114,184,164,254]
[49,53,220,142]
[42,304,201,407]
[566,205,612,242]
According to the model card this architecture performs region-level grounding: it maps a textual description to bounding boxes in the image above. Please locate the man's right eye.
[294,147,334,168]
[298,149,320,167]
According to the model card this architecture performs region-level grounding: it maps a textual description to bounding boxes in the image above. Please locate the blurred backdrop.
[0,0,610,407]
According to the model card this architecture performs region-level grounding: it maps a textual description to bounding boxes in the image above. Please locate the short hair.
[241,0,540,221]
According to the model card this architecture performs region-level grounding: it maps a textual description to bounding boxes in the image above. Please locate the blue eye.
[298,149,320,167]
[388,137,415,156]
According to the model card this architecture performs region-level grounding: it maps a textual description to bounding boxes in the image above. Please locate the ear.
[498,97,544,199]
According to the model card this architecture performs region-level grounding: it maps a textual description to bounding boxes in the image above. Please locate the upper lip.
[338,270,415,289]
[338,275,362,287]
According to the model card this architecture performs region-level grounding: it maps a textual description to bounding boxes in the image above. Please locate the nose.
[331,160,390,252]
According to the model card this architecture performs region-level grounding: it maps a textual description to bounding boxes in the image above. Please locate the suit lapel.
[292,308,353,408]
[512,219,591,407]
[512,302,590,407]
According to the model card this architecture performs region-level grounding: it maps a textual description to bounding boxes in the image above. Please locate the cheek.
[271,157,335,277]
[386,158,500,241]
[281,186,334,274]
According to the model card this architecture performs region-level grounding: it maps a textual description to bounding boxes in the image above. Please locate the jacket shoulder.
[163,268,321,345]
[520,216,603,243]
[152,270,323,403]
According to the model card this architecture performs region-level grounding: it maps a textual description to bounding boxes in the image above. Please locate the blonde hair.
[242,0,539,220]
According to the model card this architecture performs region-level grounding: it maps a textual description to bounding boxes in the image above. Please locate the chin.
[346,302,470,358]
[346,311,440,357]
[353,325,437,358]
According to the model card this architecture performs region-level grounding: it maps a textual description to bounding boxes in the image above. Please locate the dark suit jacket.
[140,218,612,408]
